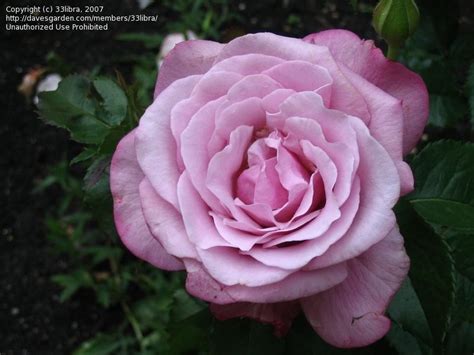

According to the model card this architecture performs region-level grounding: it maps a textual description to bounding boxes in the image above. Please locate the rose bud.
[373,0,420,58]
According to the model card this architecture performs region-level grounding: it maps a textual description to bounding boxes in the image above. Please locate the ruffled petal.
[262,60,333,105]
[301,227,410,348]
[110,131,183,270]
[217,33,370,121]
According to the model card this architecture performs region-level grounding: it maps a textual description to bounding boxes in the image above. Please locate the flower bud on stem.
[372,0,420,60]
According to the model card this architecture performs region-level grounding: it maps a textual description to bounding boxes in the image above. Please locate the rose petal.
[197,246,292,287]
[177,171,230,249]
[304,29,429,153]
[216,33,370,122]
[110,131,183,270]
[180,96,229,215]
[136,75,201,210]
[215,97,266,139]
[209,53,284,75]
[245,178,360,270]
[206,125,264,227]
[139,177,197,259]
[185,259,348,303]
[339,65,413,194]
[155,40,224,97]
[301,227,410,348]
[261,88,296,114]
[170,71,243,168]
[261,141,341,248]
[305,117,400,269]
[227,74,283,102]
[284,116,357,205]
[262,60,333,105]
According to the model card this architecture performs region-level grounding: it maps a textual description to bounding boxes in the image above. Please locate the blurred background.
[1,0,473,353]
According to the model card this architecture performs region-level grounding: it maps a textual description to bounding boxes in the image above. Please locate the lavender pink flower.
[110,30,428,347]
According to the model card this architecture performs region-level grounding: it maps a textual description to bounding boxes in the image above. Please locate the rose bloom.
[111,30,428,347]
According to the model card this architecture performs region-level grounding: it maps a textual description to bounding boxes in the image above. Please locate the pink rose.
[111,30,428,347]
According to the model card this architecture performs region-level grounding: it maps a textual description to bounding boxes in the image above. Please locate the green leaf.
[409,141,474,232]
[445,322,474,355]
[70,115,111,145]
[467,63,474,124]
[168,309,212,355]
[449,34,474,69]
[39,75,95,121]
[70,148,97,165]
[448,234,474,282]
[385,323,425,355]
[418,0,459,49]
[451,273,474,324]
[38,75,109,144]
[83,156,112,219]
[85,246,122,265]
[395,200,456,352]
[96,285,112,308]
[388,278,432,347]
[93,78,128,126]
[98,126,129,156]
[73,333,132,355]
[209,318,285,355]
[171,289,205,322]
[116,32,163,48]
[52,270,94,302]
[428,94,467,128]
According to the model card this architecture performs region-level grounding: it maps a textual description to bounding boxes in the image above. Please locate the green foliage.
[93,78,128,126]
[161,0,241,39]
[116,33,164,49]
[209,319,285,355]
[38,74,134,149]
[409,141,474,231]
[388,278,432,350]
[39,162,208,354]
[73,333,134,355]
[395,200,455,353]
[399,1,472,129]
[467,63,474,124]
[390,139,474,354]
[38,75,109,144]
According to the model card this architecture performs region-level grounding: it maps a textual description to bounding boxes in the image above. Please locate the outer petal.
[110,131,183,270]
[210,301,301,336]
[155,40,224,98]
[339,66,413,194]
[185,259,348,304]
[139,178,197,259]
[304,29,429,154]
[301,227,410,348]
[136,75,201,210]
